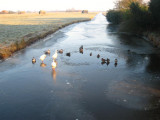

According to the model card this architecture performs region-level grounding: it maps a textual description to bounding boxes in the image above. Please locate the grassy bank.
[0,12,97,59]
[143,31,160,48]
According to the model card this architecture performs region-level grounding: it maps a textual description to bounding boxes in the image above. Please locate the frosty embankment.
[0,12,97,59]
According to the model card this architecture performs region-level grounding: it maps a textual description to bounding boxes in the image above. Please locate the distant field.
[0,12,97,59]
[0,12,97,46]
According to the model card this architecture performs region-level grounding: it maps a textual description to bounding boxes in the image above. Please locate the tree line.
[106,0,160,32]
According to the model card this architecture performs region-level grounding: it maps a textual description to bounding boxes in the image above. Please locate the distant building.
[8,11,16,14]
[1,10,9,14]
[18,11,26,14]
[82,10,88,14]
[66,8,81,12]
[39,10,46,14]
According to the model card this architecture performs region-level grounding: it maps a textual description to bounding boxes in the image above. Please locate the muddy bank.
[143,32,160,48]
[0,19,90,59]
[117,23,160,48]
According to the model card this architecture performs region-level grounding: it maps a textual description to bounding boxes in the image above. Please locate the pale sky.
[0,0,115,11]
[0,0,150,11]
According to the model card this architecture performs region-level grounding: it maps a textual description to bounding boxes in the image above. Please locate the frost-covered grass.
[0,12,97,46]
[0,12,97,59]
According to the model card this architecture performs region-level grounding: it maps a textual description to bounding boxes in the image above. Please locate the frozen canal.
[1,13,160,120]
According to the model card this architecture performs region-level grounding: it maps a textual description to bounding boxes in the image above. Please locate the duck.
[115,59,118,64]
[97,54,100,58]
[58,49,63,54]
[51,60,57,69]
[106,58,110,63]
[32,57,36,63]
[79,45,83,49]
[40,54,46,63]
[101,62,106,65]
[52,50,58,60]
[90,52,92,56]
[79,45,83,54]
[44,49,50,54]
[66,52,71,57]
[101,58,106,63]
[114,59,118,67]
[79,48,83,54]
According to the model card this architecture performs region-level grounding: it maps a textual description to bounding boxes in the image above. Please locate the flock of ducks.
[32,45,118,69]
[32,49,61,69]
[101,57,118,66]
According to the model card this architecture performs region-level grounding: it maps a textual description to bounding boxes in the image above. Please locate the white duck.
[51,60,57,69]
[52,50,58,60]
[40,54,46,63]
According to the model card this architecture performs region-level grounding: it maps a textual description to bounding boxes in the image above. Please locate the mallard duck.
[58,49,63,54]
[115,59,118,64]
[101,58,106,62]
[106,58,110,63]
[40,54,46,63]
[79,48,83,54]
[90,52,92,56]
[52,50,58,60]
[114,59,118,67]
[97,54,100,58]
[66,52,71,57]
[32,57,36,63]
[79,45,83,49]
[44,49,50,54]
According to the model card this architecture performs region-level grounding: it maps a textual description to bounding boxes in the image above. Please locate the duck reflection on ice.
[52,69,57,83]
[40,63,47,67]
[106,61,110,66]
[52,61,58,83]
[114,63,118,67]
[101,62,106,65]
[101,61,110,66]
[32,61,36,64]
